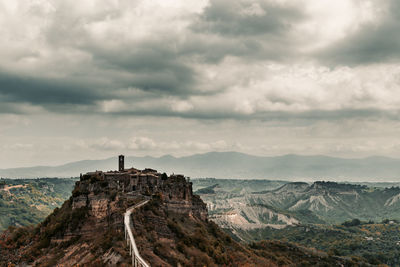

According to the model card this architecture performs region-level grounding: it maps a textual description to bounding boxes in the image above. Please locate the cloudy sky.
[1,0,400,168]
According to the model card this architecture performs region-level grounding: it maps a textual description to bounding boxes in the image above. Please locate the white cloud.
[128,137,157,150]
[127,137,231,152]
[297,0,381,51]
[90,137,125,151]
[171,100,194,112]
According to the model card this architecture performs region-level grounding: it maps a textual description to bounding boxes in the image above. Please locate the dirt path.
[0,184,27,191]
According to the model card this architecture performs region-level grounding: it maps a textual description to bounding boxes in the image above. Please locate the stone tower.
[119,155,124,171]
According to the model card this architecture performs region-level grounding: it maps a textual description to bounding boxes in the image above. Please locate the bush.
[342,218,361,227]
[109,190,117,201]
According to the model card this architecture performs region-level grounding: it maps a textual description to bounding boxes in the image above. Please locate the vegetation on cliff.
[243,220,400,266]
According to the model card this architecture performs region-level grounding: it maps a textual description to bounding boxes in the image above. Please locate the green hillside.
[243,220,400,266]
[0,178,77,231]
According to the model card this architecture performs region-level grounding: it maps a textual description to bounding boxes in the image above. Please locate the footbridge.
[124,199,151,267]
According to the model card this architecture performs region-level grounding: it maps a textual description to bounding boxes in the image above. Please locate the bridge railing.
[124,200,150,267]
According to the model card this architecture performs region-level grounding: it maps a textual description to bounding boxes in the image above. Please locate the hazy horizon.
[3,151,400,170]
[1,151,400,182]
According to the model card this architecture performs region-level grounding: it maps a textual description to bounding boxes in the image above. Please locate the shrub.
[342,218,361,227]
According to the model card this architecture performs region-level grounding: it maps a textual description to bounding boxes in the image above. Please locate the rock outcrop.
[73,168,208,222]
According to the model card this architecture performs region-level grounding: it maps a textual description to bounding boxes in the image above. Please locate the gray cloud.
[0,103,26,114]
[87,40,197,95]
[191,0,304,36]
[0,71,106,108]
[186,0,306,63]
[108,107,400,122]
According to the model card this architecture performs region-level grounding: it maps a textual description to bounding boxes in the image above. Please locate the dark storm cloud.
[319,0,400,65]
[89,41,196,95]
[0,72,106,108]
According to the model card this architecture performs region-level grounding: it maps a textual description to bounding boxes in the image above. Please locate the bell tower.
[119,155,124,171]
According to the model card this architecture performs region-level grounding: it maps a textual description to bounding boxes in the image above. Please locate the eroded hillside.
[195,180,400,234]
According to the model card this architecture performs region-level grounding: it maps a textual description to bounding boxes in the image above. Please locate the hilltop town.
[73,155,208,221]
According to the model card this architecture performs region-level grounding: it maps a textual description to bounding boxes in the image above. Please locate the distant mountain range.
[2,152,400,181]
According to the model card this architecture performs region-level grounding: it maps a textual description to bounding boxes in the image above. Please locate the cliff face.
[1,167,371,266]
[73,169,207,221]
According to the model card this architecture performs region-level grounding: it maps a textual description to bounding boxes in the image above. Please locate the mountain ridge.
[2,151,400,181]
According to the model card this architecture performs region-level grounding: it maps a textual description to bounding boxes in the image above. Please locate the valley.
[193,178,400,266]
[193,179,400,228]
